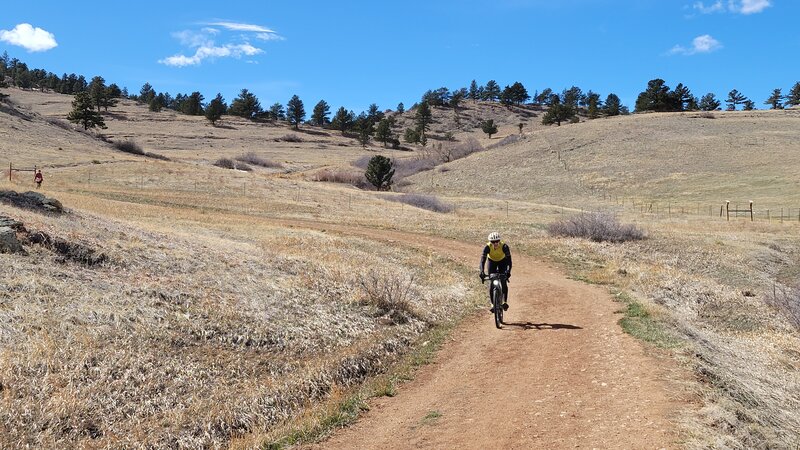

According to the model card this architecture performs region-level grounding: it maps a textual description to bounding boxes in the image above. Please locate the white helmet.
[488,231,501,242]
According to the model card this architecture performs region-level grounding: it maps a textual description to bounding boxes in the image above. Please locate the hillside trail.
[277,220,683,449]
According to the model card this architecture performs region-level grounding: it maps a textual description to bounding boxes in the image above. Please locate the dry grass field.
[2,86,800,448]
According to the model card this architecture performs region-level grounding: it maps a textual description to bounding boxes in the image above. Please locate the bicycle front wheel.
[492,286,503,328]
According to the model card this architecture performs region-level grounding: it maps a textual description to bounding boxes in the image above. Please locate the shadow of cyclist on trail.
[502,322,583,331]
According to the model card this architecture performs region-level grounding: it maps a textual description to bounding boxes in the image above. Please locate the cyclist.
[479,231,512,312]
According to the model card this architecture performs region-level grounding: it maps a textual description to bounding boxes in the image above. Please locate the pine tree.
[542,100,576,126]
[88,76,106,111]
[469,80,480,100]
[67,92,106,130]
[635,79,672,112]
[355,113,374,147]
[149,94,164,112]
[536,88,553,105]
[228,89,262,119]
[268,103,285,121]
[396,102,405,113]
[311,100,330,126]
[415,101,432,137]
[562,86,583,109]
[483,80,500,102]
[331,107,354,135]
[603,93,622,116]
[765,88,784,109]
[672,83,693,111]
[205,93,227,125]
[286,95,305,130]
[785,82,800,107]
[404,128,420,144]
[364,155,394,191]
[139,82,156,104]
[698,93,721,111]
[182,92,204,115]
[481,119,498,138]
[725,89,747,110]
[101,85,120,111]
[375,118,392,147]
[366,103,383,126]
[586,91,601,118]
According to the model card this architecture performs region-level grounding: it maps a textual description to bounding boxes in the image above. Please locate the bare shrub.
[312,168,368,188]
[698,112,716,119]
[434,137,485,162]
[357,269,419,324]
[766,283,800,330]
[277,134,304,143]
[488,134,521,149]
[394,158,437,178]
[387,193,454,213]
[45,116,75,132]
[113,140,145,155]
[548,212,646,243]
[235,152,283,168]
[214,158,235,169]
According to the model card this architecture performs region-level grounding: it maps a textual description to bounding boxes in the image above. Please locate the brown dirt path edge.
[282,220,683,450]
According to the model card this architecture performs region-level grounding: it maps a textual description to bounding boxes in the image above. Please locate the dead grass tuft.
[766,283,800,330]
[235,152,284,169]
[357,269,420,324]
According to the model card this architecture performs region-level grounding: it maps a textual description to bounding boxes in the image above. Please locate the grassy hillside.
[2,87,799,448]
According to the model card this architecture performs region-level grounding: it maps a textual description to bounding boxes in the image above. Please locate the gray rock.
[0,215,24,230]
[0,226,24,253]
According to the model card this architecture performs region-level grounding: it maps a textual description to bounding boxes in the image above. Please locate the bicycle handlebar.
[481,272,509,284]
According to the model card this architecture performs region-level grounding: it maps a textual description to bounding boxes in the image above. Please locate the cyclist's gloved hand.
[479,272,486,282]
[506,270,511,280]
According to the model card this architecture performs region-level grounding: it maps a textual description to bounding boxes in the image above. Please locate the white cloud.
[0,23,57,52]
[737,0,771,14]
[256,32,285,41]
[205,21,283,40]
[693,1,724,13]
[693,0,771,14]
[206,21,275,33]
[160,21,281,67]
[669,34,722,55]
[159,43,263,67]
[172,30,213,48]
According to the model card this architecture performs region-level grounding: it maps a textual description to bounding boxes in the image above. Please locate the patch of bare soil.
[272,222,686,449]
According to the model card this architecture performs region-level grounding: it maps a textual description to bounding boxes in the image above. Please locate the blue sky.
[1,0,796,113]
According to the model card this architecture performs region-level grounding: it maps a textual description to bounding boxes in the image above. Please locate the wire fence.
[5,161,800,225]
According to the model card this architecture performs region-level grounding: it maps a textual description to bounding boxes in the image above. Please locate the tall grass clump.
[357,269,420,324]
[767,283,800,330]
[236,152,284,169]
[548,212,646,243]
[387,194,454,213]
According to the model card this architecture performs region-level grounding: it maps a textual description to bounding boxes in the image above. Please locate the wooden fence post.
[8,162,11,182]
[726,201,730,221]
[750,201,754,222]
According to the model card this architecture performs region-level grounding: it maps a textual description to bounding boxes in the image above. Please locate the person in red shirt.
[34,169,43,189]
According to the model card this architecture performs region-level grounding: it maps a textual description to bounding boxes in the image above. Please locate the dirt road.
[287,222,683,449]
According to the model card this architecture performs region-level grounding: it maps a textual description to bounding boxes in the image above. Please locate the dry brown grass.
[3,87,800,448]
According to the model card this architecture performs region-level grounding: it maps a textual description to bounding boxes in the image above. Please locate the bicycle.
[482,272,508,329]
